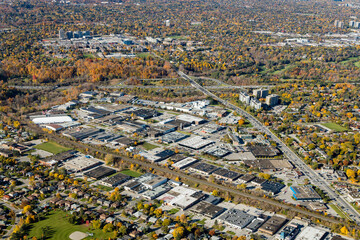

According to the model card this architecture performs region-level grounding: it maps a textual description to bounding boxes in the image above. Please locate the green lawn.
[142,142,159,150]
[355,61,360,68]
[34,141,71,154]
[176,130,192,135]
[321,123,348,132]
[83,53,95,59]
[136,52,152,58]
[167,208,180,215]
[329,204,348,219]
[120,169,143,177]
[28,211,112,240]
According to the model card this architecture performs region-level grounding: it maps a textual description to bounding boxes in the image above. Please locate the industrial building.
[100,173,132,187]
[189,201,226,219]
[219,209,256,229]
[188,162,219,176]
[84,166,117,180]
[261,181,285,195]
[176,114,206,125]
[212,168,241,181]
[142,175,168,190]
[290,186,322,201]
[116,121,148,133]
[258,215,287,235]
[295,226,328,240]
[237,174,255,183]
[245,215,268,232]
[279,223,301,240]
[178,136,214,150]
[63,156,101,172]
[142,185,171,200]
[63,128,103,141]
[248,143,278,158]
[206,146,231,158]
[31,115,73,125]
[161,131,189,144]
[123,108,159,120]
[172,157,198,169]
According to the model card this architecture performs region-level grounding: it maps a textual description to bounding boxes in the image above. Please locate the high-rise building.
[239,91,251,105]
[165,20,171,27]
[59,29,66,39]
[354,22,360,28]
[66,31,73,39]
[253,89,269,99]
[266,94,279,107]
[349,21,355,27]
[334,20,344,28]
[250,98,262,110]
[73,31,82,38]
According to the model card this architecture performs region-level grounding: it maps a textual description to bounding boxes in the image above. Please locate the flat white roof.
[176,114,204,123]
[295,226,328,240]
[172,157,198,169]
[33,116,73,124]
[63,156,100,171]
[179,136,214,149]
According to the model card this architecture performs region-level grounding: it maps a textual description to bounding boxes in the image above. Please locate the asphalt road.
[178,71,360,224]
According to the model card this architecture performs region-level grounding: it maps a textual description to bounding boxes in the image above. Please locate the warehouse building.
[63,128,103,140]
[161,131,189,144]
[176,114,206,125]
[32,115,73,125]
[179,136,214,150]
[189,202,226,219]
[142,185,171,200]
[84,166,116,180]
[290,186,322,201]
[258,215,287,235]
[212,168,241,182]
[172,157,198,169]
[63,156,101,172]
[219,209,256,229]
[295,226,328,240]
[189,162,219,176]
[100,173,132,187]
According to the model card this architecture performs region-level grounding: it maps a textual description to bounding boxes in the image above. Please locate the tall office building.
[165,20,171,27]
[59,29,66,39]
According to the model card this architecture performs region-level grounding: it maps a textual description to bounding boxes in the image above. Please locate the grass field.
[329,204,349,219]
[176,130,192,135]
[120,169,143,177]
[136,52,152,58]
[322,122,348,132]
[141,142,159,150]
[167,208,180,215]
[28,211,112,240]
[34,141,71,154]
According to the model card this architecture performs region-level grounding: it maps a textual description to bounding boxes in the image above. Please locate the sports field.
[28,211,112,240]
[321,123,348,132]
